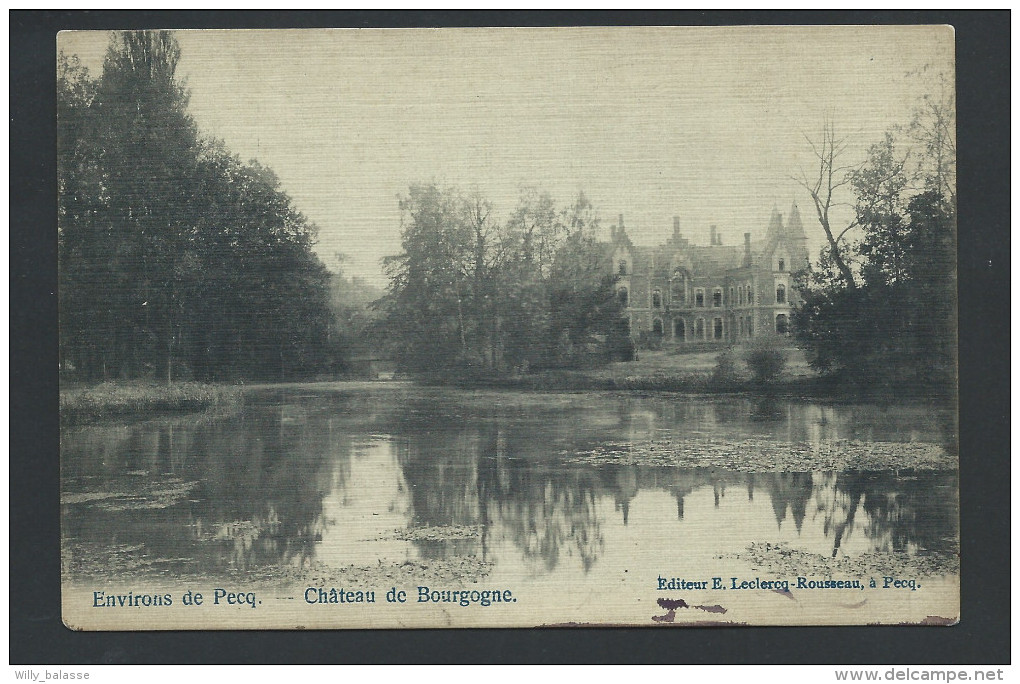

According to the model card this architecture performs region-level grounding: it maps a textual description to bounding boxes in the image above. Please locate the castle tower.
[785,202,810,268]
[764,205,783,244]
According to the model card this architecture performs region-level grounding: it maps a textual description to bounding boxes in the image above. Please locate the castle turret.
[786,202,810,267]
[765,205,783,243]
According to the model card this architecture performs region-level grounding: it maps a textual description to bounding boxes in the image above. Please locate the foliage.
[58,31,339,382]
[744,337,787,385]
[381,184,626,374]
[711,347,740,385]
[794,81,956,396]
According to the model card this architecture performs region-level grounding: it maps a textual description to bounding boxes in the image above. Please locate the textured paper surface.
[59,26,958,630]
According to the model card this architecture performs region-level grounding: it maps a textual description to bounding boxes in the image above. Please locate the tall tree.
[59,31,339,383]
[382,185,625,375]
[793,90,956,394]
[94,30,199,380]
[383,184,475,371]
[793,120,861,290]
[57,53,104,377]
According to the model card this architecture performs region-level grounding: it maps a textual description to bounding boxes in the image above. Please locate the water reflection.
[61,388,958,581]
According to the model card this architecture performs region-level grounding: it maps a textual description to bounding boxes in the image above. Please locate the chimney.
[710,225,717,246]
[619,214,625,230]
[673,216,680,239]
[744,232,752,267]
[611,225,617,240]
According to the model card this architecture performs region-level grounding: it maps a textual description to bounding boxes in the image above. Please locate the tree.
[793,120,861,290]
[59,31,339,383]
[383,184,475,372]
[382,185,626,375]
[57,53,104,377]
[792,90,956,395]
[546,193,623,362]
[99,31,201,381]
[906,68,957,207]
[187,143,336,381]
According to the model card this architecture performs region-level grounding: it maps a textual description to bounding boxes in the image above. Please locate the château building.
[606,204,809,343]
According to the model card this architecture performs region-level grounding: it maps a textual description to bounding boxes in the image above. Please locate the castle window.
[739,318,745,337]
[776,314,789,335]
[674,319,685,340]
[713,289,722,307]
[747,285,754,305]
[729,287,734,305]
[695,289,704,307]
[713,318,723,340]
[618,287,628,306]
[739,287,744,305]
[747,316,754,338]
[778,258,786,272]
[652,290,662,308]
[776,283,786,304]
[695,318,705,339]
[653,319,663,336]
[619,260,628,275]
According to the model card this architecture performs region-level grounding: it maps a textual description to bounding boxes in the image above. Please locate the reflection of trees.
[815,471,958,557]
[850,472,957,555]
[392,419,484,560]
[750,396,786,424]
[63,389,962,582]
[62,405,347,577]
[188,406,341,570]
[478,426,604,573]
[394,408,606,573]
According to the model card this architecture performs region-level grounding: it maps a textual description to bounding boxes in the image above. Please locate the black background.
[11,10,1010,664]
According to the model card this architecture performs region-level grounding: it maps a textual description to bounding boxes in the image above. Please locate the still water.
[61,385,958,583]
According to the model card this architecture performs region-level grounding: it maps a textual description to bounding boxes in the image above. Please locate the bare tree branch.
[795,121,861,289]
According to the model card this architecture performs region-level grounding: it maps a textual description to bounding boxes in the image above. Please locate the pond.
[60,384,959,627]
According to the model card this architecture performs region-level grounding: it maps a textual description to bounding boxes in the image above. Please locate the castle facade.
[607,204,809,343]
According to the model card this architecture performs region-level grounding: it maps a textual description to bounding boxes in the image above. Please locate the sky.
[58,26,954,287]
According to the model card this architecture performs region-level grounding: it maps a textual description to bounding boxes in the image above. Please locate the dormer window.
[618,260,628,276]
[778,258,786,272]
[652,290,662,308]
[776,283,786,304]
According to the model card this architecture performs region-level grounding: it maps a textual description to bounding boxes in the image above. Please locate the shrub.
[744,337,787,384]
[711,347,740,385]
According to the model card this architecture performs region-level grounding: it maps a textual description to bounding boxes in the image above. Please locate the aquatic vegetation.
[564,438,954,472]
[60,382,241,426]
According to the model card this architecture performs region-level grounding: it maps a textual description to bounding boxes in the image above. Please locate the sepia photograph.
[56,25,959,630]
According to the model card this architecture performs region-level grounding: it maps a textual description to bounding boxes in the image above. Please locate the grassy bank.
[433,347,816,394]
[440,368,837,396]
[427,346,951,401]
[60,381,243,426]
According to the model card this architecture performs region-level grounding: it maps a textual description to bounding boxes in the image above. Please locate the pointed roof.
[786,202,807,241]
[765,205,783,240]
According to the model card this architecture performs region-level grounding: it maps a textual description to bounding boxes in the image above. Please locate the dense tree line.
[793,79,957,395]
[381,184,629,375]
[58,31,339,382]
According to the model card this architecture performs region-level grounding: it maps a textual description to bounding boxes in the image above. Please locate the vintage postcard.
[58,26,958,630]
